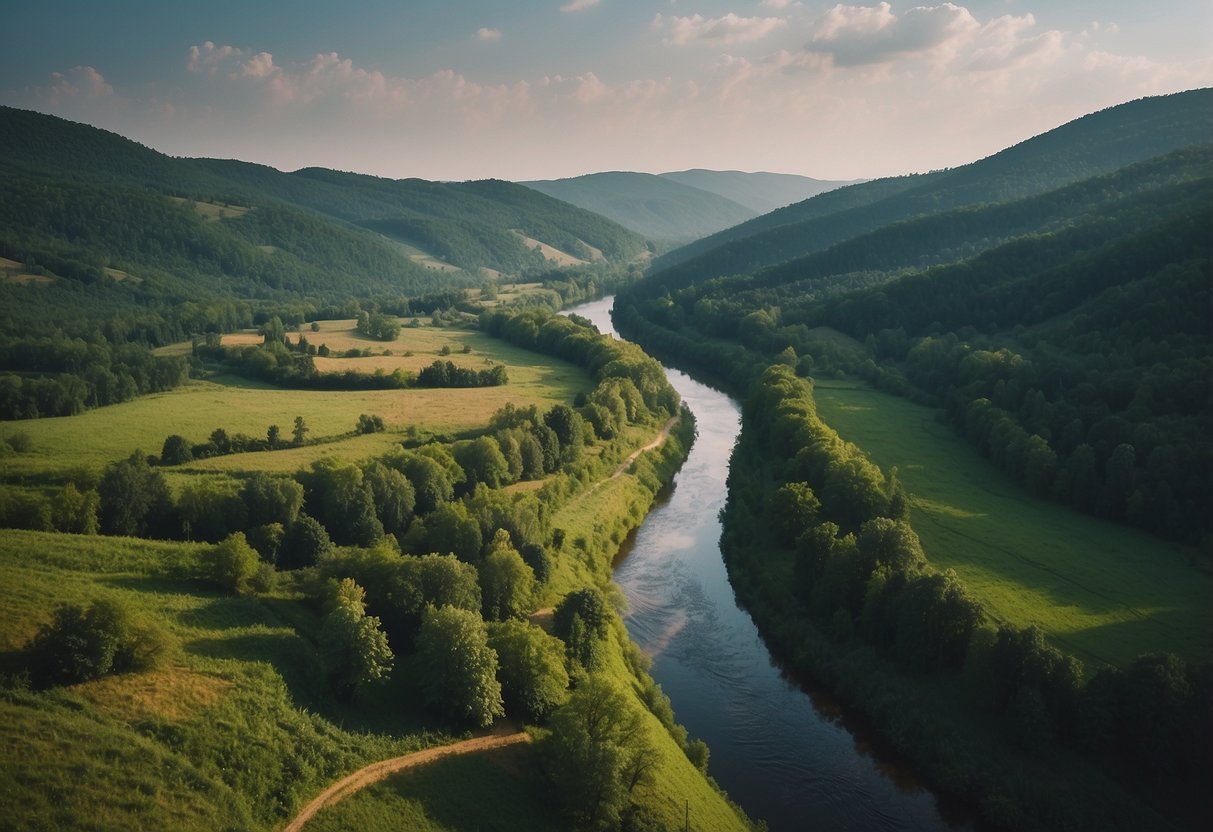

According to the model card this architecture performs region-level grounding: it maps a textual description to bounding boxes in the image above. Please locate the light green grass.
[812,380,1212,669]
[0,529,442,832]
[2,330,590,481]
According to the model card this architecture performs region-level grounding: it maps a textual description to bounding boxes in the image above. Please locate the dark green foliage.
[241,472,304,529]
[355,310,400,341]
[479,531,536,621]
[487,619,570,722]
[416,359,508,388]
[208,532,261,594]
[521,542,553,584]
[279,513,332,569]
[159,434,193,465]
[318,579,394,701]
[539,675,658,831]
[553,588,611,672]
[453,437,513,490]
[355,413,386,434]
[98,451,173,537]
[27,597,171,687]
[415,606,503,727]
[360,461,415,536]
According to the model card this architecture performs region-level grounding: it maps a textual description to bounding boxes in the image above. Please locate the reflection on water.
[569,297,971,832]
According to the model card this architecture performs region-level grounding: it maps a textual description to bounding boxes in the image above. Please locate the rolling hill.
[0,106,649,296]
[657,169,856,215]
[649,88,1213,285]
[521,171,758,245]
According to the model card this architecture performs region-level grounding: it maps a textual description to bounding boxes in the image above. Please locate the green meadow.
[3,324,591,482]
[811,380,1211,670]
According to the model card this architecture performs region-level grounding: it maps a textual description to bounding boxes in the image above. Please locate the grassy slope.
[811,380,1211,670]
[0,530,441,832]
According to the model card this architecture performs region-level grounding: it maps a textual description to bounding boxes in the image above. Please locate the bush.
[27,598,174,687]
[209,532,260,594]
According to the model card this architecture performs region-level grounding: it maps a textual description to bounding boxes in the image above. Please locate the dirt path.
[613,415,679,477]
[282,729,530,832]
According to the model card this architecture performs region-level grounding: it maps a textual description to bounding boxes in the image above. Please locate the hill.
[521,171,758,245]
[0,106,648,292]
[650,88,1213,284]
[658,169,856,214]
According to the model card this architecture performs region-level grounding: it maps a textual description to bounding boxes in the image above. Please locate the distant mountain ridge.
[657,169,859,215]
[647,88,1213,286]
[522,169,853,245]
[0,106,649,288]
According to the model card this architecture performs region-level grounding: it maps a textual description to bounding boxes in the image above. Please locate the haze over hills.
[522,169,853,246]
[651,88,1213,284]
[657,169,859,215]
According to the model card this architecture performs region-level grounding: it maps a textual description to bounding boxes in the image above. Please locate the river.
[569,296,970,832]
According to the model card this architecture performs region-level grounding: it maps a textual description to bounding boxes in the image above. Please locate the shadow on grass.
[359,744,563,832]
[99,575,213,597]
[185,629,332,712]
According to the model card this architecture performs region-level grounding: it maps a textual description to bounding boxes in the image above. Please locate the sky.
[2,1,1209,182]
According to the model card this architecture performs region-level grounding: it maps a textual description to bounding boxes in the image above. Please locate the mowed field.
[3,324,591,480]
[811,380,1211,671]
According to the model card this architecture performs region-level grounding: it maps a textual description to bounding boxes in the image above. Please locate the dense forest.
[615,90,1212,830]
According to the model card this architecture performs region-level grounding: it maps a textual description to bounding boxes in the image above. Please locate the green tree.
[553,588,611,672]
[487,619,570,722]
[27,598,172,687]
[540,675,658,830]
[159,434,193,465]
[98,451,173,537]
[292,415,309,446]
[51,483,99,535]
[415,606,504,727]
[209,532,260,594]
[479,530,536,621]
[280,513,333,569]
[453,436,512,490]
[319,578,394,700]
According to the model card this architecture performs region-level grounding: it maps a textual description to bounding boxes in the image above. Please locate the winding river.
[570,297,970,832]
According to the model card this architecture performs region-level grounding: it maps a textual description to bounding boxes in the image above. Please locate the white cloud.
[476,27,502,42]
[809,2,979,66]
[655,12,788,47]
[560,0,600,12]
[762,0,792,9]
[46,66,114,99]
[188,41,244,75]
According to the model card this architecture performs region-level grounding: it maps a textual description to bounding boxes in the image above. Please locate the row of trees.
[721,364,1212,824]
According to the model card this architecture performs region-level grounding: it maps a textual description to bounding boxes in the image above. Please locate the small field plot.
[812,380,1211,670]
[1,328,590,480]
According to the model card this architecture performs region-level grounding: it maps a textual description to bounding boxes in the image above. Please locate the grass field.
[0,529,441,832]
[2,326,591,481]
[811,380,1212,670]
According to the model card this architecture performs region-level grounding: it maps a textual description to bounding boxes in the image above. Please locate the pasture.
[810,380,1212,670]
[2,324,591,480]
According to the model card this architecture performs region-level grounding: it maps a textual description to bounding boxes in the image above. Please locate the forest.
[613,90,1212,831]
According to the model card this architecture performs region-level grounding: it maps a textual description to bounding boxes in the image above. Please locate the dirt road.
[282,729,530,831]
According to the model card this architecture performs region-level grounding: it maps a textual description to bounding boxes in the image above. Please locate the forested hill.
[616,94,1213,547]
[0,106,648,280]
[521,171,760,245]
[650,88,1213,283]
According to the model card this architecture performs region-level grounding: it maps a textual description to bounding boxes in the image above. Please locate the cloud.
[655,13,788,47]
[560,0,600,12]
[762,0,793,8]
[476,27,502,42]
[188,41,245,75]
[46,66,114,100]
[809,2,979,66]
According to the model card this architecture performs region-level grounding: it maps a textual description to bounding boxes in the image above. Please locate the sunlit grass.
[812,380,1211,669]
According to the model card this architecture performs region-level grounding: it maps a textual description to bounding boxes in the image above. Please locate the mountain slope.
[658,169,857,214]
[0,106,648,283]
[522,171,758,244]
[650,88,1213,284]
